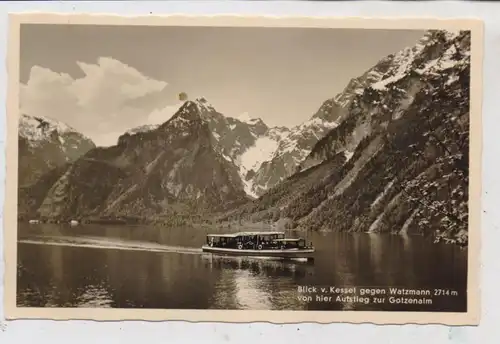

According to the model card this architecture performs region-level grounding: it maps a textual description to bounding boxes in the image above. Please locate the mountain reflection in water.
[17,223,467,311]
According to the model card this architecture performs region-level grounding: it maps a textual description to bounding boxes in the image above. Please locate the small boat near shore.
[201,231,315,261]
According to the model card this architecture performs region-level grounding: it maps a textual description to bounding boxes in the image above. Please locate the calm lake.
[16,223,468,311]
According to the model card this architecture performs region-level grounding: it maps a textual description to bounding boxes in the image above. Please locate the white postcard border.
[3,13,484,325]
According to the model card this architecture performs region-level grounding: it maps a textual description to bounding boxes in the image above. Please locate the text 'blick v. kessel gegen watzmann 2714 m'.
[297,286,460,306]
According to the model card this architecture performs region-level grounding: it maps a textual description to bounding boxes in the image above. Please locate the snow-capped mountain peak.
[299,29,471,174]
[117,98,293,198]
[122,98,216,139]
[18,113,96,187]
[193,96,217,114]
[19,113,95,150]
[243,30,471,197]
[20,113,75,143]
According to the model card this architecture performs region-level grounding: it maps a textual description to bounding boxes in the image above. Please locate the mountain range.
[18,29,471,245]
[224,29,471,246]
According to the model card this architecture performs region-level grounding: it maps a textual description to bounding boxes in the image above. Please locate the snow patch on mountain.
[415,44,466,75]
[299,117,339,131]
[370,31,464,92]
[371,46,422,91]
[240,136,279,173]
[344,150,354,162]
[242,179,258,199]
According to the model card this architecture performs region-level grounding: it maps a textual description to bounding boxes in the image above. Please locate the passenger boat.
[201,231,315,261]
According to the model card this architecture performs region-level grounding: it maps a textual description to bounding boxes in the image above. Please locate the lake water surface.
[16,223,468,311]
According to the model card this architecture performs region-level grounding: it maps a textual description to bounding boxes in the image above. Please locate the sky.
[19,24,425,146]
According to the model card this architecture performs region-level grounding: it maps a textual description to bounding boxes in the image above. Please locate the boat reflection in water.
[202,231,315,261]
[201,253,315,275]
[201,253,315,310]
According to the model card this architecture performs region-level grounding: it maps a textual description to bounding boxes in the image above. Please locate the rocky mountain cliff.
[121,98,290,198]
[20,100,253,223]
[18,114,96,187]
[245,40,412,197]
[224,30,471,246]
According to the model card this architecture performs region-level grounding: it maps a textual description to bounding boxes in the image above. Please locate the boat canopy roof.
[274,238,303,242]
[207,231,285,238]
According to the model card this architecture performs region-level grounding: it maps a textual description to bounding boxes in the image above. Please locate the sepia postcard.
[3,13,483,325]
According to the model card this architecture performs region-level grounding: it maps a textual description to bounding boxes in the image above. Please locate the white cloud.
[21,66,80,118]
[20,57,170,147]
[91,102,184,147]
[71,57,167,112]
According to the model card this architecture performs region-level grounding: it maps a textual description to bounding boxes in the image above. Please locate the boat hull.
[201,245,315,260]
